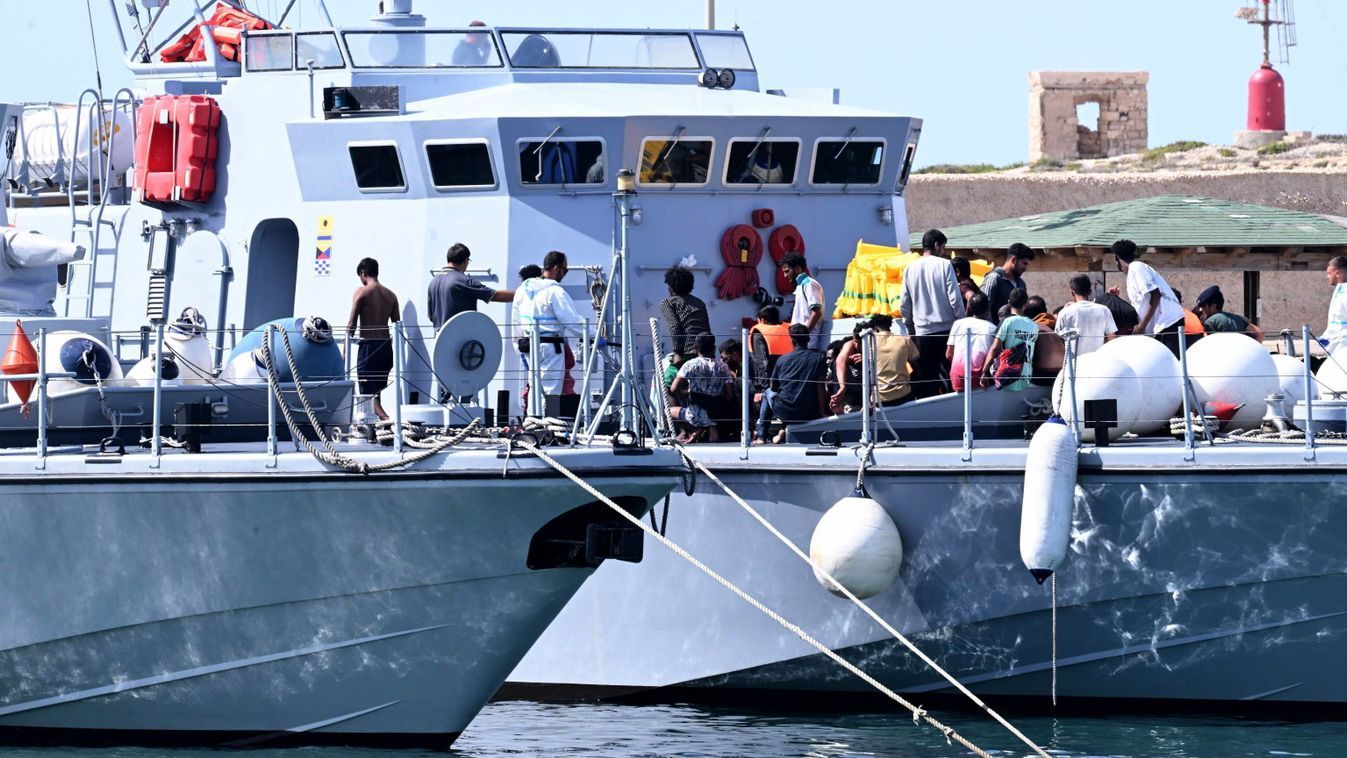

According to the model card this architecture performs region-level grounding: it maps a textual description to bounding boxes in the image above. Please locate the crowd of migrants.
[656,233,1347,444]
[346,237,1347,439]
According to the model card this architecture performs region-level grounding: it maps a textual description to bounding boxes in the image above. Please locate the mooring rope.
[259,325,485,473]
[673,444,1050,758]
[514,439,1000,758]
[1051,573,1058,708]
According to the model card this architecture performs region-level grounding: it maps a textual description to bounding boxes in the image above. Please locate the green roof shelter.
[913,194,1347,274]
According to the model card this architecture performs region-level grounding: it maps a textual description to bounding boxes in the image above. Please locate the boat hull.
[0,458,677,747]
[508,444,1347,710]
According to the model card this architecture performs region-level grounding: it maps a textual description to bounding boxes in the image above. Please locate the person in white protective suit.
[0,228,86,316]
[1321,256,1347,355]
[512,250,590,405]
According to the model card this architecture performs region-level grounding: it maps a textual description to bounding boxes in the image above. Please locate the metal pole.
[392,320,405,454]
[36,329,47,462]
[1304,325,1316,458]
[859,331,872,445]
[740,327,750,459]
[1066,333,1080,445]
[1178,330,1195,459]
[618,192,634,432]
[529,322,542,417]
[706,0,715,29]
[266,327,277,459]
[580,319,591,428]
[961,327,973,461]
[151,322,165,459]
[105,0,131,54]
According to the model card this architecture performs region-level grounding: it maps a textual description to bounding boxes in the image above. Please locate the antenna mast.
[1236,0,1296,65]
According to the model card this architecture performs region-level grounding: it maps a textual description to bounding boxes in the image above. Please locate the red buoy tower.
[1235,1,1297,144]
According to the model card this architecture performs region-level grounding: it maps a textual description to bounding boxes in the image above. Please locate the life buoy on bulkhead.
[1019,416,1078,584]
[768,224,805,295]
[714,224,763,300]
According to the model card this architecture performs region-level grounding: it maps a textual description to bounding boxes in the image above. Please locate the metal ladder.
[64,87,138,318]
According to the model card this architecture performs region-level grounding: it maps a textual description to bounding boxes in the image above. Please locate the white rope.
[1051,573,1058,708]
[674,444,1051,758]
[514,439,998,758]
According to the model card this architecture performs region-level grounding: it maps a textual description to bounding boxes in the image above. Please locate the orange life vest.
[750,322,792,356]
[1182,308,1205,336]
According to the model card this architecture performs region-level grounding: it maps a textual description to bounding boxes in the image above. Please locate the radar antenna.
[1236,0,1296,65]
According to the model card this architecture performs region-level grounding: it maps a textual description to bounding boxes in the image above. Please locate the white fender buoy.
[126,355,182,387]
[1050,352,1144,442]
[155,306,215,384]
[1020,416,1077,584]
[1268,353,1309,415]
[219,350,265,385]
[808,486,902,600]
[1314,347,1347,400]
[1095,335,1182,435]
[1186,333,1278,431]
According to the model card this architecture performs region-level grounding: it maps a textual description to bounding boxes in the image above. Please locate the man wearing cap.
[1194,285,1264,342]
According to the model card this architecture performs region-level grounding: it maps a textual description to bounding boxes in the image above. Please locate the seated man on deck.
[755,325,827,444]
[1194,286,1264,342]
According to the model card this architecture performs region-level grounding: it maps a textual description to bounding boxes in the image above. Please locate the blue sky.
[3,1,1343,167]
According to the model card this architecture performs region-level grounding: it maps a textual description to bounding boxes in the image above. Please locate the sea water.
[7,701,1345,757]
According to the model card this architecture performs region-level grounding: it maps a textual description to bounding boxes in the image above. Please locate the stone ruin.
[1029,71,1148,162]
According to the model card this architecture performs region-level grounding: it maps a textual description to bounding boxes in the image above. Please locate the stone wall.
[906,170,1347,334]
[1029,72,1149,162]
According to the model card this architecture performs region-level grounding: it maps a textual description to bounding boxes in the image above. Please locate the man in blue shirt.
[755,324,827,442]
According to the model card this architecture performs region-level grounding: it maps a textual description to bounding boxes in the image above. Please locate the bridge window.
[246,33,294,72]
[501,31,700,69]
[519,139,606,185]
[426,141,497,190]
[695,33,754,70]
[811,139,885,186]
[724,139,799,186]
[348,143,406,192]
[343,31,503,68]
[296,32,345,69]
[896,143,917,194]
[638,138,714,186]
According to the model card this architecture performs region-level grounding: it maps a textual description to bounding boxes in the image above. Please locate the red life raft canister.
[134,95,222,204]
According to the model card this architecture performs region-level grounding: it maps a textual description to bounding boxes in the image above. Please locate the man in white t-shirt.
[781,252,827,350]
[945,291,998,392]
[1056,274,1118,356]
[1109,239,1185,357]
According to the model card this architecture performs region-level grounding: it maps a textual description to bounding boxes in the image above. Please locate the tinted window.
[427,142,495,188]
[639,139,713,185]
[725,140,799,185]
[519,140,605,185]
[897,143,917,194]
[247,34,293,72]
[297,33,344,69]
[349,144,405,191]
[812,140,884,185]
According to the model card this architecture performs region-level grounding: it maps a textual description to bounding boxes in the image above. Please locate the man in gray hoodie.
[899,229,965,398]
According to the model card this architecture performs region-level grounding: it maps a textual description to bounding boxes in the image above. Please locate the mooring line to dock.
[673,444,1051,758]
[515,440,1004,758]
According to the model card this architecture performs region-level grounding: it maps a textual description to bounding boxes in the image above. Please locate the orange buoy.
[3,320,39,405]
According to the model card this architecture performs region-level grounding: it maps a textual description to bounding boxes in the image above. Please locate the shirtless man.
[346,257,401,420]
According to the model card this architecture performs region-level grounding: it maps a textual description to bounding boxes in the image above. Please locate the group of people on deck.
[345,233,1343,437]
[346,243,586,420]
